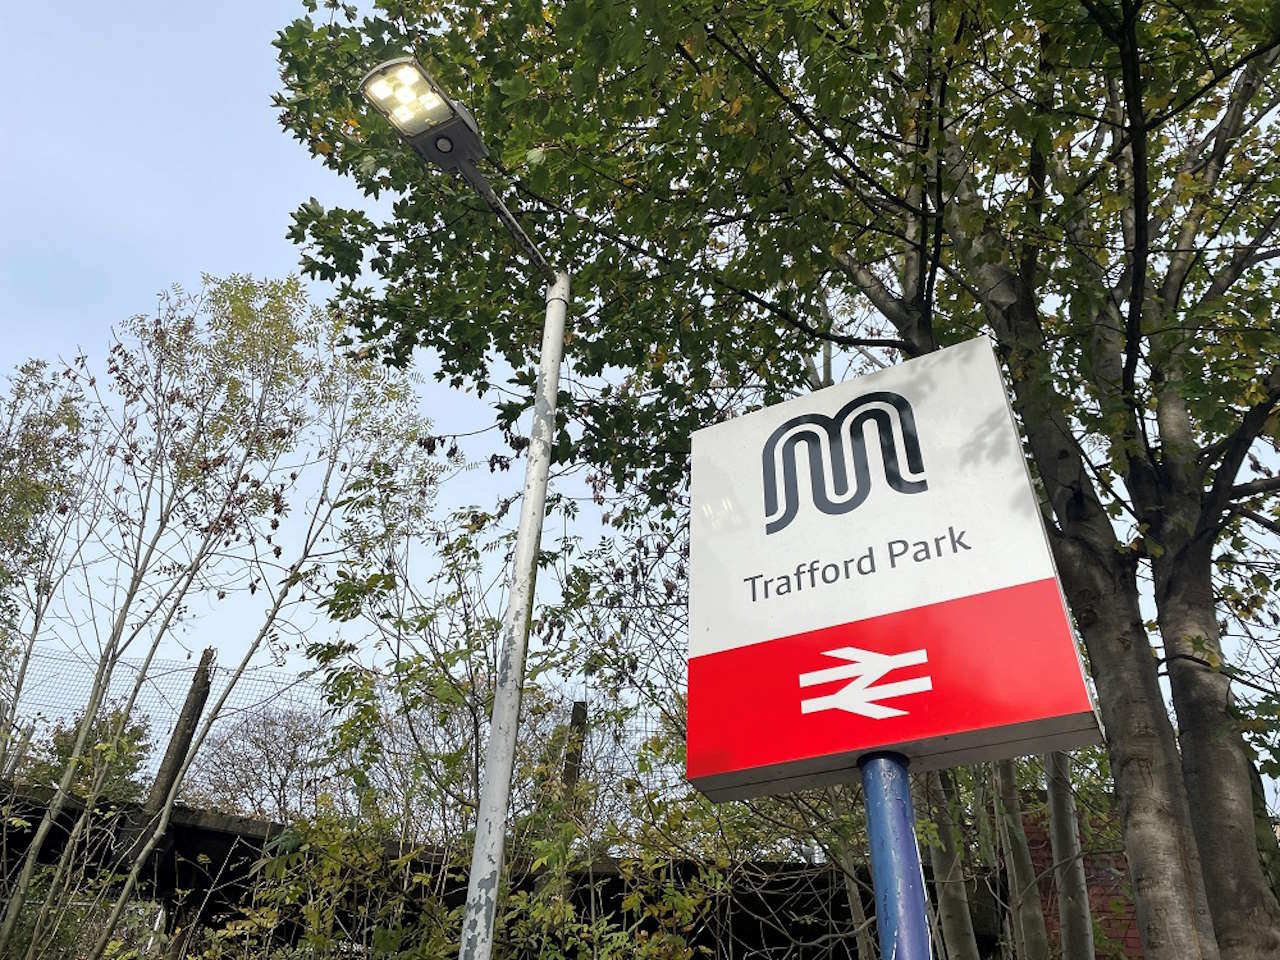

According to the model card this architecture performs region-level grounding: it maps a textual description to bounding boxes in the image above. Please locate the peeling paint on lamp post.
[360,58,571,960]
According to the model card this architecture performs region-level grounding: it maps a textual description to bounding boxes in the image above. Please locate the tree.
[996,760,1051,960]
[276,2,1280,958]
[925,769,982,960]
[1045,751,1095,960]
[18,706,152,805]
[0,275,448,959]
[183,704,336,821]
[0,362,86,773]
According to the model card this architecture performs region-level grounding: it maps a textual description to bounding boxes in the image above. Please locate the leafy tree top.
[275,0,1279,535]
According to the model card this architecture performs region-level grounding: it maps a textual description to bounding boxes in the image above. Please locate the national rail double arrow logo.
[798,646,933,719]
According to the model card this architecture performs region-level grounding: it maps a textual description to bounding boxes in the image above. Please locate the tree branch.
[1145,32,1280,133]
[1239,507,1280,537]
[1189,208,1280,315]
[1160,51,1277,318]
[703,17,923,219]
[1107,0,1150,410]
[1228,476,1280,503]
[1158,653,1275,699]
[508,172,909,357]
[1067,31,1280,200]
[708,271,915,355]
[830,249,927,352]
[1202,365,1280,523]
[938,127,1117,552]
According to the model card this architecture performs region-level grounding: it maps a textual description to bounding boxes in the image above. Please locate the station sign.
[687,337,1100,801]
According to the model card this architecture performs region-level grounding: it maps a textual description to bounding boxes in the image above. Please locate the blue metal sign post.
[859,751,933,959]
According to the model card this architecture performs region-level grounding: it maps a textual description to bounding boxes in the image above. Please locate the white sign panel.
[687,337,1099,801]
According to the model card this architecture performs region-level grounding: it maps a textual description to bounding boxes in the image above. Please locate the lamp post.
[361,57,570,960]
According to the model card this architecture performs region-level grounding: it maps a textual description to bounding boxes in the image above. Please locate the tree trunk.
[89,574,306,960]
[1053,540,1220,960]
[0,655,115,954]
[925,769,981,960]
[1044,752,1094,960]
[995,789,1026,960]
[21,649,215,956]
[926,893,948,960]
[1249,760,1280,900]
[835,848,878,960]
[939,218,1221,959]
[995,760,1049,960]
[1000,915,1017,960]
[1155,544,1280,959]
[970,765,997,868]
[161,901,197,960]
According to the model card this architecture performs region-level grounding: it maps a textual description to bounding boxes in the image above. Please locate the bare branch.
[829,249,927,353]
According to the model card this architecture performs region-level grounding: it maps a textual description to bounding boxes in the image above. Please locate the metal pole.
[860,751,933,960]
[457,270,570,960]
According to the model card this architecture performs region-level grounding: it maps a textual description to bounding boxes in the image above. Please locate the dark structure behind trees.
[0,782,1142,958]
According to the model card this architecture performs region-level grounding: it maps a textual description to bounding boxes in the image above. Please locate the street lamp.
[361,57,557,282]
[361,56,570,960]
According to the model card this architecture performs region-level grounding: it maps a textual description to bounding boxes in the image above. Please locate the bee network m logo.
[762,390,928,535]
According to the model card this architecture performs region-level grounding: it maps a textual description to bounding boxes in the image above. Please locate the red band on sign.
[686,577,1092,783]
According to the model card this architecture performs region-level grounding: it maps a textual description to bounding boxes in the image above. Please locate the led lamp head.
[362,58,452,136]
[360,56,489,169]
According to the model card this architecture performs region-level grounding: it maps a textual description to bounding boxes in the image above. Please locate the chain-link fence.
[10,647,326,774]
[4,647,681,836]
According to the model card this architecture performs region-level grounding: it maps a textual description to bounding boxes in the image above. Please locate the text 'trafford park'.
[742,525,972,603]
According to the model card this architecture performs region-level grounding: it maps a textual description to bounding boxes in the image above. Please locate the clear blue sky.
[0,1,366,367]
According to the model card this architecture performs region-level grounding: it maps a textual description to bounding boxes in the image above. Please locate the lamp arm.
[459,160,557,285]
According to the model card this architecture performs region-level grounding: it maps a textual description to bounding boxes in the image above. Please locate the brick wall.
[1023,813,1143,958]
